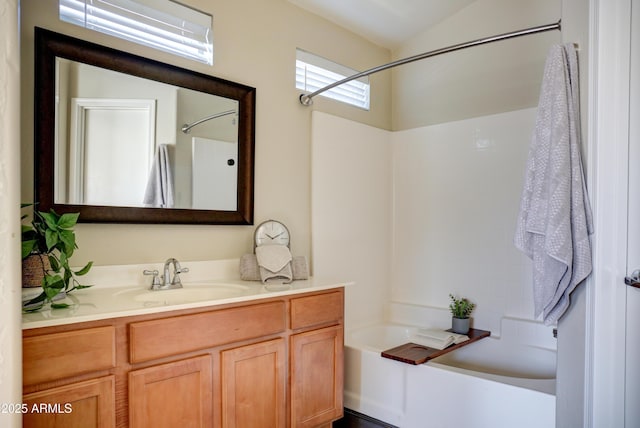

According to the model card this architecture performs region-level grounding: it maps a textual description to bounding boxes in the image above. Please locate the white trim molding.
[587,0,632,426]
[0,0,24,427]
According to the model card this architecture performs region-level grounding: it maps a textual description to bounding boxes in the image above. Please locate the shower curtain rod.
[299,20,562,106]
[181,109,237,133]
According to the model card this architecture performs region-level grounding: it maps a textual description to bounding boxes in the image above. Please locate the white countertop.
[22,259,351,330]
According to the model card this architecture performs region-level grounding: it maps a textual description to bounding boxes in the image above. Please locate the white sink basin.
[113,283,252,305]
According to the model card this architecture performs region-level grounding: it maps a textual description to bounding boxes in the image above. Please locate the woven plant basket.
[22,253,51,288]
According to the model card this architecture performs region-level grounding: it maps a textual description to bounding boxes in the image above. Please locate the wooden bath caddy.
[381,328,491,365]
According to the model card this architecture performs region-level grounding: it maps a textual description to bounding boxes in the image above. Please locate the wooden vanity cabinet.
[221,338,287,427]
[129,354,213,428]
[22,326,117,428]
[23,376,116,428]
[23,287,344,428]
[291,325,343,428]
[290,291,344,428]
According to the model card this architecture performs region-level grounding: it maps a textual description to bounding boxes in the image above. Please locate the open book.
[410,328,470,350]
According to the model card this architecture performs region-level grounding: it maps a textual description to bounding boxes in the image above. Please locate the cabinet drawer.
[290,290,343,330]
[129,301,285,363]
[23,326,116,386]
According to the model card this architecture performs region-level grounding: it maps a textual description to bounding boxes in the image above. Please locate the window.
[60,0,213,65]
[296,49,370,110]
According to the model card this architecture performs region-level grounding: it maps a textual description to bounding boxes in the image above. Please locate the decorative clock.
[254,219,290,249]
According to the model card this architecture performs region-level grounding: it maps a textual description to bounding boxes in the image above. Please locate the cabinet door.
[220,338,286,428]
[291,325,344,428]
[23,376,115,428]
[129,354,212,428]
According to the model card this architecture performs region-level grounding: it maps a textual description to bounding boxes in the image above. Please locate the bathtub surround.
[312,107,560,425]
[312,108,545,336]
[393,108,542,333]
[514,43,593,325]
[311,112,392,330]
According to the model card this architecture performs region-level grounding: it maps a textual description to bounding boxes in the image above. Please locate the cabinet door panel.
[129,355,212,428]
[23,376,115,428]
[221,338,286,428]
[291,325,344,428]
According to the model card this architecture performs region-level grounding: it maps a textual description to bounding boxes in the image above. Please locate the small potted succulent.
[21,204,93,311]
[448,294,476,334]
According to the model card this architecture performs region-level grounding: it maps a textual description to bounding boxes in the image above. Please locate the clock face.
[254,220,290,248]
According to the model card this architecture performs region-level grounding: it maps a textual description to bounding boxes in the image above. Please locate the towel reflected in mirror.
[143,144,175,208]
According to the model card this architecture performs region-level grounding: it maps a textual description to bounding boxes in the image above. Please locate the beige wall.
[391,0,561,130]
[20,0,391,267]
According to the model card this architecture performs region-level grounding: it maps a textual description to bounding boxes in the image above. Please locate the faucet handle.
[143,269,161,288]
[171,266,189,286]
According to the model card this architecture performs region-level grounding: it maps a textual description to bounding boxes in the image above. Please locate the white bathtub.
[344,323,556,428]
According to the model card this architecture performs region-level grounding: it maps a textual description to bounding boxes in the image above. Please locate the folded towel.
[240,254,309,281]
[514,44,594,325]
[290,256,309,279]
[255,245,293,284]
[143,144,174,208]
[259,263,293,284]
[240,254,261,281]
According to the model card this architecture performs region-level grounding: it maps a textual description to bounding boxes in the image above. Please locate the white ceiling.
[288,0,476,49]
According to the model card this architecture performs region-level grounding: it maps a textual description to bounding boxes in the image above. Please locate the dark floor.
[333,409,397,428]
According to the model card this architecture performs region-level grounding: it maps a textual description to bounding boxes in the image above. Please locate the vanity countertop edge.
[22,278,352,330]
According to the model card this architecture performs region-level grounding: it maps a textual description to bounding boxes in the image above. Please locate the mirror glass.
[55,59,240,211]
[35,28,256,224]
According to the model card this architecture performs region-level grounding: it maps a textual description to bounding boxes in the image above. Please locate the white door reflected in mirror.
[67,98,155,207]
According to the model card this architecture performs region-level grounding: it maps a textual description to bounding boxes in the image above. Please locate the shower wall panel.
[391,108,538,333]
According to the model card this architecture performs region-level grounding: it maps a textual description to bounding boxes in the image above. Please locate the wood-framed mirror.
[34,27,255,224]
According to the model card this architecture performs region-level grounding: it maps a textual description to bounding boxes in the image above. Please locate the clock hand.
[272,232,284,239]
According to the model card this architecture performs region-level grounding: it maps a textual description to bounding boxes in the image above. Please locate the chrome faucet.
[143,258,189,290]
[163,258,188,289]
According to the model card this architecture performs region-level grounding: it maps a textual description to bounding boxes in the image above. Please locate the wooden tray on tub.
[381,328,490,365]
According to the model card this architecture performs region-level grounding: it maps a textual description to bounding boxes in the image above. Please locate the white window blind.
[296,49,370,110]
[60,0,213,65]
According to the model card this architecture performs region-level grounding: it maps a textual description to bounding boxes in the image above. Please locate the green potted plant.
[448,294,476,334]
[21,205,93,311]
